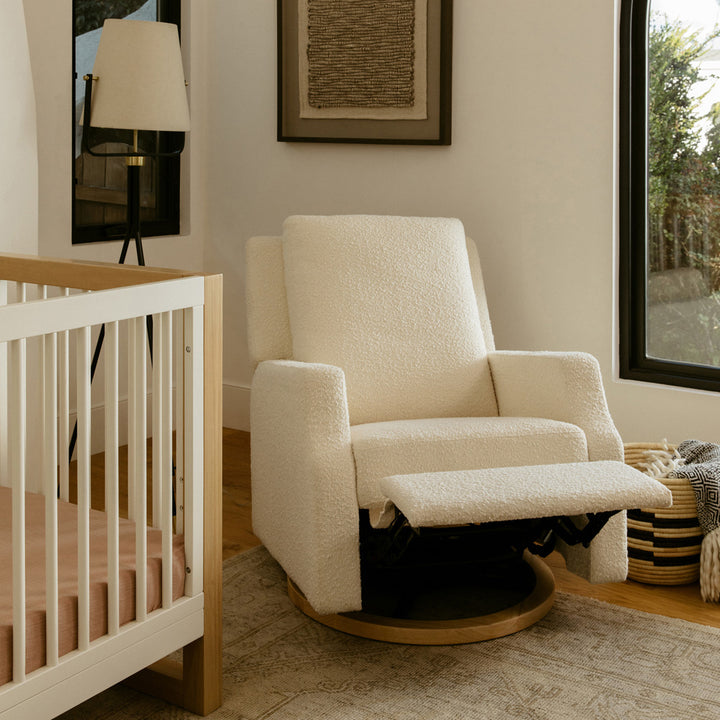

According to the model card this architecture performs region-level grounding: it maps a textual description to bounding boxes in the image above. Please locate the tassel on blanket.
[670,439,720,603]
[700,527,720,602]
[636,445,685,479]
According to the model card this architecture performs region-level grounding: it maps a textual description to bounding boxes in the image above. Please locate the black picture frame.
[277,0,452,145]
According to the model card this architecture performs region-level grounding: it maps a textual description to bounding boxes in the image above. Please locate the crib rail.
[0,254,223,717]
[0,276,204,343]
[0,252,197,290]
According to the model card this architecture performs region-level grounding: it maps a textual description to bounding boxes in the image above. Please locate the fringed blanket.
[669,439,720,602]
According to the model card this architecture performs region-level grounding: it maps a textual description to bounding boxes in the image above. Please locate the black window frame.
[619,0,720,393]
[72,0,182,246]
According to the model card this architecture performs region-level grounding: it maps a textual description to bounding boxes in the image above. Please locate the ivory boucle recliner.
[246,215,669,636]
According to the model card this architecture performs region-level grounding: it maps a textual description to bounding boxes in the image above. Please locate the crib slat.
[152,313,163,530]
[0,280,7,489]
[9,338,26,682]
[127,319,136,522]
[77,326,91,651]
[161,312,173,608]
[105,321,120,636]
[174,308,184,535]
[184,306,204,597]
[133,317,148,622]
[43,332,59,667]
[58,287,70,499]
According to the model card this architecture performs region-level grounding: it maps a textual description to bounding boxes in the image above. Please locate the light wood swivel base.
[288,552,556,645]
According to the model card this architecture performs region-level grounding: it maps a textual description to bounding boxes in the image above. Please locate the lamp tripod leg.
[67,167,153,463]
[134,234,154,364]
[68,324,106,463]
[126,162,154,361]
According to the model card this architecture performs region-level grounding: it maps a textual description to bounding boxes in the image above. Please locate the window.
[72,0,181,245]
[620,0,720,391]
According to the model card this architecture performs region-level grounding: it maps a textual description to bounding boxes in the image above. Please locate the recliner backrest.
[247,215,499,425]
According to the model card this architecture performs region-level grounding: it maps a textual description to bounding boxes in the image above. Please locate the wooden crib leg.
[183,273,223,715]
[180,479,222,715]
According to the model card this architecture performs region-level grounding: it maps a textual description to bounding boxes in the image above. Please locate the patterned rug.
[60,546,720,720]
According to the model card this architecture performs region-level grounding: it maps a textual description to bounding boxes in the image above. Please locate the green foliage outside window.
[647,14,720,368]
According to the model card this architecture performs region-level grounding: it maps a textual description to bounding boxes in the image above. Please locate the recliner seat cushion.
[351,416,589,508]
[282,215,498,426]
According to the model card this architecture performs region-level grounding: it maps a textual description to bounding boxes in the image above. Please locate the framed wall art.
[277,0,452,145]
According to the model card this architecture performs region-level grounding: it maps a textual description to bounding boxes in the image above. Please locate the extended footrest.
[291,462,673,646]
[379,460,672,531]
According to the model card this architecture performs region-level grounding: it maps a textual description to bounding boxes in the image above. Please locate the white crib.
[0,254,223,718]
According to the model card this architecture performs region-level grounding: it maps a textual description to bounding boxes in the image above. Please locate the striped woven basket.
[624,442,701,585]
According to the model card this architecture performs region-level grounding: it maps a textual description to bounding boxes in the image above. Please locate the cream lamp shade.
[88,18,190,132]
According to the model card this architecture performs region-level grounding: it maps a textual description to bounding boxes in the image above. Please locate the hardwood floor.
[223,428,720,628]
[545,554,720,627]
[221,428,261,559]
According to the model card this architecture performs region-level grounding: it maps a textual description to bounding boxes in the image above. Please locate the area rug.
[60,546,720,720]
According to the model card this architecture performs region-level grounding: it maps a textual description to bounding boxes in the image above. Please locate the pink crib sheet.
[0,487,185,686]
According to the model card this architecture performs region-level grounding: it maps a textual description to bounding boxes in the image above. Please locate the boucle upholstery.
[379,462,672,585]
[465,237,495,352]
[245,234,494,364]
[250,359,361,613]
[282,215,498,425]
[486,351,626,581]
[379,462,672,528]
[488,351,623,462]
[352,416,588,509]
[246,236,292,365]
[558,512,629,584]
[246,215,629,614]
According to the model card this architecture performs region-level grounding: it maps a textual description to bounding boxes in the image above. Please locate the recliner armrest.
[487,351,623,462]
[250,359,361,614]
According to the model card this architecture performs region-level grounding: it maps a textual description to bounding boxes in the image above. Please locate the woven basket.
[624,442,701,585]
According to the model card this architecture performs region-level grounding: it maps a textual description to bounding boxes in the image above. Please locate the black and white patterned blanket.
[669,439,720,601]
[669,439,720,536]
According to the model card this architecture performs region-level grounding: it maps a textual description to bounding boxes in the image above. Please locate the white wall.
[206,0,718,443]
[0,0,38,488]
[16,0,719,443]
[1,0,38,255]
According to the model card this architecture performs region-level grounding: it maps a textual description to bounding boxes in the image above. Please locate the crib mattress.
[0,487,186,686]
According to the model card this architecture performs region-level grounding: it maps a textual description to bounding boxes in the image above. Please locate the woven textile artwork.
[299,0,428,120]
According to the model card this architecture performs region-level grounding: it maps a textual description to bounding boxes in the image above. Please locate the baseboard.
[223,382,250,431]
